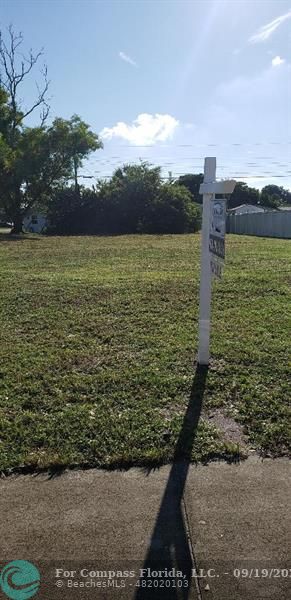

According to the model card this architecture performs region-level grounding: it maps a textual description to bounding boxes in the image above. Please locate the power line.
[80,173,291,181]
[103,141,291,149]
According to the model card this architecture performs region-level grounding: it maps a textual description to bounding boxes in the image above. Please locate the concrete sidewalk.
[0,457,290,599]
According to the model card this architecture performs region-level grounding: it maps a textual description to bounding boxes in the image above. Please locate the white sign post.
[197,158,236,365]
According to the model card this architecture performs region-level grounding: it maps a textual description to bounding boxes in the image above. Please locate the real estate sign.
[209,199,226,278]
[198,159,236,365]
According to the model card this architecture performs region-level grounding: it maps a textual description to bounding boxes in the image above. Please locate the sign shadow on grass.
[135,364,208,599]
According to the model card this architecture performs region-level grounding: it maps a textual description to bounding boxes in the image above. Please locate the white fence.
[226,211,291,239]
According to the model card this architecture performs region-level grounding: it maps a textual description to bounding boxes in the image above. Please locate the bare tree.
[0,24,50,143]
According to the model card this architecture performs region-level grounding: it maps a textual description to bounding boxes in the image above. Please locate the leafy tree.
[259,192,280,209]
[0,26,102,233]
[175,173,204,204]
[52,115,103,194]
[228,181,260,209]
[261,185,291,205]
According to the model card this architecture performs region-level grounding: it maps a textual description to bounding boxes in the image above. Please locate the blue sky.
[1,0,290,188]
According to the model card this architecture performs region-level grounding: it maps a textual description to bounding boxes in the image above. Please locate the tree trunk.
[10,212,24,234]
[73,156,79,195]
[10,186,24,234]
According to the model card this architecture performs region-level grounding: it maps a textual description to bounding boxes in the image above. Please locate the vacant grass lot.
[0,233,290,472]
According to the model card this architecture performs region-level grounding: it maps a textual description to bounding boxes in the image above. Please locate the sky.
[0,0,290,189]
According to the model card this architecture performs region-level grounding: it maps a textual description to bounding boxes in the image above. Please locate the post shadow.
[135,364,208,599]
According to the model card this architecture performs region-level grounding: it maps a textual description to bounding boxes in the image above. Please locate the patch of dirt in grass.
[70,356,105,374]
[158,402,248,448]
[209,358,227,373]
[206,408,249,451]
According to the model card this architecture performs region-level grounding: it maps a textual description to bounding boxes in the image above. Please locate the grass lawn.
[0,232,290,472]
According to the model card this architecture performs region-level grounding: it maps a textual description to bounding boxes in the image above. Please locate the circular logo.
[0,560,40,600]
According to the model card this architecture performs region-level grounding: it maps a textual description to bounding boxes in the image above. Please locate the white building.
[23,212,48,233]
[228,204,266,216]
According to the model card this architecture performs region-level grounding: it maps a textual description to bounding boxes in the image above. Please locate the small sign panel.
[209,199,226,260]
[210,257,223,279]
[209,234,225,259]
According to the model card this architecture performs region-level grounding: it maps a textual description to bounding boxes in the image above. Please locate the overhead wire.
[80,139,290,183]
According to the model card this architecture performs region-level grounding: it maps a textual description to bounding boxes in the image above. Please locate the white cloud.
[100,113,179,146]
[249,10,291,43]
[119,51,137,67]
[271,55,285,67]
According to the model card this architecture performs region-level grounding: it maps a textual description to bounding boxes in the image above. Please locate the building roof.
[228,204,266,213]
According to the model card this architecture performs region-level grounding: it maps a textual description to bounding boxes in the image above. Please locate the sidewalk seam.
[181,494,203,600]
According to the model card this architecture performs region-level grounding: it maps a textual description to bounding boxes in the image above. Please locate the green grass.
[0,233,290,472]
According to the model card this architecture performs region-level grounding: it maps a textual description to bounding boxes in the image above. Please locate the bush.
[47,164,202,235]
[140,184,201,233]
[47,187,98,234]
